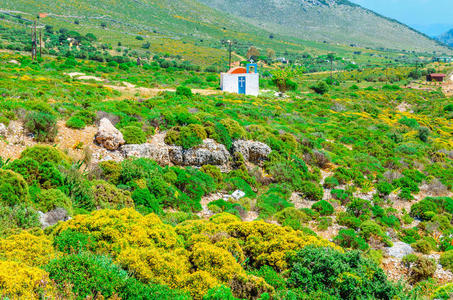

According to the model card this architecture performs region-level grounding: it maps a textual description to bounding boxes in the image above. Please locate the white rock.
[95,118,125,150]
[231,190,246,200]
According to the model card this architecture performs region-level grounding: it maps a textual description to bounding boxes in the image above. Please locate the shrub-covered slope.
[0,52,452,299]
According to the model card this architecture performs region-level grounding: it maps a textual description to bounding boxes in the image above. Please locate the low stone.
[121,143,170,165]
[95,118,125,150]
[232,140,272,163]
[169,139,231,166]
[39,208,70,229]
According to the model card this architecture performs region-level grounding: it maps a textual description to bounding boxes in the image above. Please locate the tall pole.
[227,40,232,70]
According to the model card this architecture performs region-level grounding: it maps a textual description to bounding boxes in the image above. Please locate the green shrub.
[0,169,29,207]
[99,161,121,185]
[407,256,436,284]
[252,265,286,290]
[66,116,86,129]
[359,220,391,246]
[35,189,72,214]
[376,181,393,196]
[347,198,371,218]
[203,285,237,300]
[92,180,134,209]
[298,181,323,201]
[62,168,95,211]
[311,200,334,216]
[53,229,96,254]
[331,189,352,204]
[410,198,438,220]
[275,207,310,230]
[287,247,403,299]
[46,252,188,299]
[121,126,147,144]
[20,145,70,166]
[24,111,58,142]
[398,116,419,129]
[38,162,64,189]
[219,118,246,140]
[176,86,193,97]
[334,229,369,251]
[310,81,329,94]
[323,176,339,189]
[418,127,430,142]
[440,250,453,272]
[412,239,432,254]
[132,188,162,214]
[6,158,40,185]
[0,203,39,235]
[165,125,206,149]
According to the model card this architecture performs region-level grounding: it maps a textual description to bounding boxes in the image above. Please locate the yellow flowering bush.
[51,208,182,255]
[117,247,191,287]
[0,261,55,299]
[190,242,245,282]
[0,231,55,267]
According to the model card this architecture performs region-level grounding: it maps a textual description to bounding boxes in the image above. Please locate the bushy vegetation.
[0,51,451,299]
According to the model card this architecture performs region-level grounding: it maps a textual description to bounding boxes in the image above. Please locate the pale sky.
[350,0,453,35]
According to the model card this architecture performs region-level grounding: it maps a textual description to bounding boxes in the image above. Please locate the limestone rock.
[121,143,170,165]
[95,118,125,150]
[169,139,231,166]
[232,140,272,163]
[385,241,414,259]
[39,208,70,228]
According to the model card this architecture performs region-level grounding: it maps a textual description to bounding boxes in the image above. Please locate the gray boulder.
[95,118,125,150]
[385,241,414,259]
[232,140,272,163]
[39,208,70,228]
[169,139,231,166]
[121,143,170,165]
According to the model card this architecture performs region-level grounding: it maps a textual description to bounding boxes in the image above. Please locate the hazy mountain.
[438,29,453,47]
[197,0,449,53]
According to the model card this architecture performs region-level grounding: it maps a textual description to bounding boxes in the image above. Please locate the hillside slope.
[197,0,450,53]
[438,29,453,47]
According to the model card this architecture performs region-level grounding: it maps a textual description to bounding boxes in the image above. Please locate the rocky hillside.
[438,29,453,47]
[197,0,450,53]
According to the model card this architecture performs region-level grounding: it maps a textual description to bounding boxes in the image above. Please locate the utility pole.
[227,40,232,70]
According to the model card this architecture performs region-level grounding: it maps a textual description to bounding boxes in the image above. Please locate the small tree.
[266,48,275,60]
[246,46,260,60]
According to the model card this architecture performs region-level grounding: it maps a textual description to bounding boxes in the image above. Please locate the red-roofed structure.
[427,73,446,82]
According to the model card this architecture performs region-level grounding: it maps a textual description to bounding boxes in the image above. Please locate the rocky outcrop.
[169,139,231,166]
[39,208,70,228]
[121,138,230,167]
[121,143,170,165]
[232,140,271,163]
[95,118,125,150]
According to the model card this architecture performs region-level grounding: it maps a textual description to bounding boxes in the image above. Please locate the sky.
[350,0,453,36]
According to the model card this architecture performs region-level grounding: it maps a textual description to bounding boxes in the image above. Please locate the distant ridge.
[196,0,450,53]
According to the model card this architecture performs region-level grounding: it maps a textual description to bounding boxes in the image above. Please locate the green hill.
[0,0,451,66]
[197,0,450,53]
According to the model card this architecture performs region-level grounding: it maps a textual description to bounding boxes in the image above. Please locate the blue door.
[238,76,246,94]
